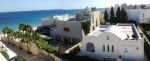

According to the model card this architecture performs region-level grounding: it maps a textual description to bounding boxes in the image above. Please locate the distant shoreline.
[0,9,83,13]
[0,8,105,13]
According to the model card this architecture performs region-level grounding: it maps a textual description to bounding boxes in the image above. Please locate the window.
[84,14,89,16]
[125,48,128,53]
[86,42,95,52]
[103,58,107,61]
[107,45,109,52]
[93,26,95,30]
[103,45,105,52]
[119,55,122,59]
[112,45,114,52]
[137,47,139,50]
[96,19,98,27]
[64,27,70,32]
[103,58,116,61]
[107,36,109,40]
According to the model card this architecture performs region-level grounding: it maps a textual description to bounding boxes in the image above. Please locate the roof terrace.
[88,23,142,40]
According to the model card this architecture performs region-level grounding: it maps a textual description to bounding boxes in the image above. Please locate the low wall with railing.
[65,42,82,54]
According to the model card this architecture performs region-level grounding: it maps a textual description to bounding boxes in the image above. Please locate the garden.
[2,24,57,55]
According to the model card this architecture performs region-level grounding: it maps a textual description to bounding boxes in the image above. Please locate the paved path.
[1,41,49,61]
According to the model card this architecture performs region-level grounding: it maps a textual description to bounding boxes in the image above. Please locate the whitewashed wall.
[80,32,144,61]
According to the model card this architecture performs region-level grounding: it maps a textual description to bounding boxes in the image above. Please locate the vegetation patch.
[140,24,150,60]
[140,24,150,41]
[144,41,150,60]
[1,51,9,60]
[16,56,27,61]
[34,39,56,53]
[81,20,91,35]
[2,24,57,55]
[59,54,101,61]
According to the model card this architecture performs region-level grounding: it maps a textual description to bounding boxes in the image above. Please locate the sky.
[0,0,150,12]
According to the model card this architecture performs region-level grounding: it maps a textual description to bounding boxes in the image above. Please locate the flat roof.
[88,23,141,40]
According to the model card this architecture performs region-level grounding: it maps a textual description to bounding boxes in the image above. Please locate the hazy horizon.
[0,0,150,12]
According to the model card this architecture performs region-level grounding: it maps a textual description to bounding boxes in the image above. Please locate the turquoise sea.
[0,10,82,34]
[0,9,104,34]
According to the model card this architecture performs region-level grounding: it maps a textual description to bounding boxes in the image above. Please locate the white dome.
[105,25,127,39]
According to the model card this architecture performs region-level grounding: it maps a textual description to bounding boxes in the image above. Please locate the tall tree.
[116,7,121,22]
[121,8,128,23]
[104,9,109,23]
[110,7,114,23]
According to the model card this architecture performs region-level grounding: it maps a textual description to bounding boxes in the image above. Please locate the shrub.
[144,41,150,60]
[59,54,102,61]
[16,56,27,61]
[34,39,56,53]
[1,51,9,60]
[81,20,91,35]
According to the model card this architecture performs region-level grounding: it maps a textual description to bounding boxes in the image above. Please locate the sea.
[0,9,104,34]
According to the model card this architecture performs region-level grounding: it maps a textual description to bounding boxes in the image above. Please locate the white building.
[41,17,56,26]
[54,8,101,44]
[41,14,75,26]
[127,9,150,23]
[106,5,150,24]
[79,23,144,61]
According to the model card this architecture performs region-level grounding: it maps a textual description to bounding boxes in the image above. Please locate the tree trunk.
[19,42,22,49]
[27,43,31,54]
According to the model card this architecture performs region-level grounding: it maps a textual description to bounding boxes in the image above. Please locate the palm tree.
[26,35,32,54]
[26,25,33,33]
[19,23,26,33]
[2,27,9,41]
[20,32,32,53]
[2,27,14,43]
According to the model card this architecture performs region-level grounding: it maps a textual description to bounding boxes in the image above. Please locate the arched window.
[93,26,95,30]
[86,42,95,52]
[107,45,109,52]
[125,48,128,53]
[112,45,114,52]
[103,45,105,52]
[107,36,109,40]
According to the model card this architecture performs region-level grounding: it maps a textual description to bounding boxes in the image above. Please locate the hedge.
[16,56,27,61]
[81,20,91,35]
[34,39,56,53]
[1,51,9,60]
[59,54,102,61]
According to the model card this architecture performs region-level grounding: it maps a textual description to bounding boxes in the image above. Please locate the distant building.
[41,17,56,26]
[41,14,74,26]
[54,8,101,44]
[106,4,150,24]
[79,23,144,61]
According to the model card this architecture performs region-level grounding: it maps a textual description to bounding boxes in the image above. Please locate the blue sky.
[0,0,150,12]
